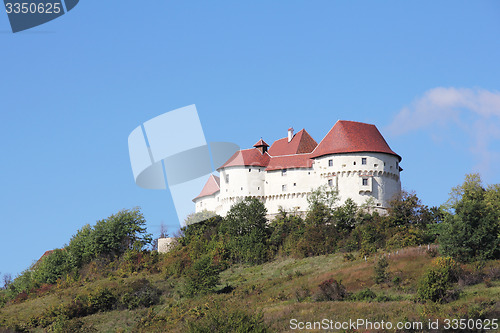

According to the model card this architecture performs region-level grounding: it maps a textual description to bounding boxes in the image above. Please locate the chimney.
[288,127,294,142]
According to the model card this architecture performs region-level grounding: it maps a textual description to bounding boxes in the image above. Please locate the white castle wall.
[315,152,401,208]
[195,152,401,218]
[263,168,318,214]
[194,193,221,215]
[218,165,266,215]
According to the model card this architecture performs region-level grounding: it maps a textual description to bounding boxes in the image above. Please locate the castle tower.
[253,138,269,154]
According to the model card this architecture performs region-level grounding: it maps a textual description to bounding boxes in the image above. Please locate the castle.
[193,120,402,217]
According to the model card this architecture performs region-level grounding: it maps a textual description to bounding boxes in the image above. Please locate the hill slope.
[1,246,499,332]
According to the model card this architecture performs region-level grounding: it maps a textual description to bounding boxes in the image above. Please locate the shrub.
[417,257,459,303]
[295,224,338,257]
[32,249,71,286]
[314,278,348,301]
[374,257,389,284]
[343,253,355,262]
[184,254,220,296]
[385,227,425,250]
[120,279,161,309]
[294,285,311,302]
[350,288,376,302]
[164,247,192,278]
[186,303,269,333]
[392,276,401,287]
[86,287,117,312]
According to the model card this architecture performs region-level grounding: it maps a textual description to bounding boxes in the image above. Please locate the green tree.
[307,185,339,213]
[440,174,500,262]
[220,197,269,264]
[32,249,70,285]
[333,198,358,232]
[66,224,93,268]
[387,190,433,227]
[268,209,305,256]
[89,208,152,257]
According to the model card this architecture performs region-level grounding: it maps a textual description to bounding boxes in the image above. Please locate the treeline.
[173,173,499,296]
[3,208,152,298]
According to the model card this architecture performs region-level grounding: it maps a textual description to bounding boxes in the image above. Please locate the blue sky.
[1,1,500,279]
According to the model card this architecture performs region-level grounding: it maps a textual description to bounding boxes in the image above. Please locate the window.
[362,178,368,186]
[396,162,399,169]
[282,184,287,191]
[257,187,260,190]
[328,159,333,167]
[328,179,333,187]
[362,158,367,165]
[225,174,229,183]
[249,168,251,172]
[241,187,243,190]
[293,183,296,186]
[374,164,378,167]
[353,161,356,165]
[282,169,287,176]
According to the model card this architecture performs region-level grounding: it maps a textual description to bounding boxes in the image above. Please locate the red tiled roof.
[310,121,401,161]
[268,129,318,156]
[266,153,314,171]
[37,250,55,263]
[253,138,269,147]
[36,249,64,265]
[217,148,271,169]
[193,174,220,201]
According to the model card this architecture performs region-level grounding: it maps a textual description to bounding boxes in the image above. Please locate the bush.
[186,303,270,333]
[164,247,192,278]
[314,278,348,301]
[417,257,459,303]
[184,254,220,296]
[32,249,71,285]
[86,287,117,312]
[120,279,161,309]
[374,257,389,284]
[350,288,376,302]
[295,224,338,257]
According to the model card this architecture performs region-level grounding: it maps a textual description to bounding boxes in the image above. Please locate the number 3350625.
[5,3,61,14]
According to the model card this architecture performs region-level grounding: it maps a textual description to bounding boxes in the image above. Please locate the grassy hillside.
[1,175,499,332]
[1,246,499,332]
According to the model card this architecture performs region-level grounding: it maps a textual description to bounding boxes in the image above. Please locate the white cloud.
[387,87,500,175]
